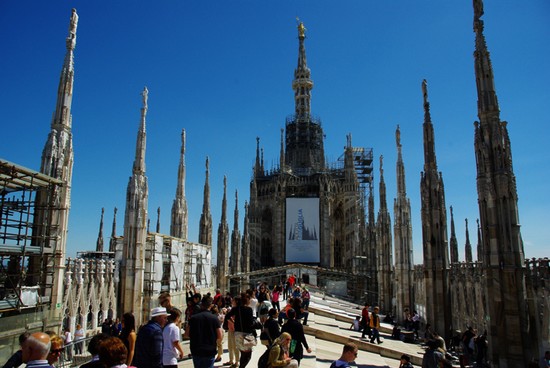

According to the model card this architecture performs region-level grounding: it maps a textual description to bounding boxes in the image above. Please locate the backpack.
[258,345,273,368]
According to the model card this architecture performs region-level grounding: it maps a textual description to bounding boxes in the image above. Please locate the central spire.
[285,20,325,172]
[292,20,314,118]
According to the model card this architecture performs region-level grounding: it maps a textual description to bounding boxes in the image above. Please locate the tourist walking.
[222,298,240,368]
[360,303,371,339]
[369,306,382,344]
[212,305,225,363]
[271,285,282,312]
[224,293,257,368]
[163,308,185,368]
[186,296,223,368]
[301,287,310,310]
[133,307,169,368]
[281,308,312,366]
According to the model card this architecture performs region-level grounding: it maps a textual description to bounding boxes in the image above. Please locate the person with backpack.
[330,342,358,368]
[264,332,298,368]
[369,306,382,344]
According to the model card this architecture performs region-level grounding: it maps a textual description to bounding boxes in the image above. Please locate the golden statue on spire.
[296,17,306,38]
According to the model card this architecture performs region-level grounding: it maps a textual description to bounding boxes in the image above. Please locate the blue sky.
[1,1,548,264]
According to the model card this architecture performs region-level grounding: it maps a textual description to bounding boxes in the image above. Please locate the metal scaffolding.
[0,159,63,314]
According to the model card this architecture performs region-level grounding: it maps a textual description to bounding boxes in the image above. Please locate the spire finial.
[133,87,148,175]
[142,87,149,109]
[96,207,105,252]
[474,0,484,19]
[422,79,429,106]
[379,155,384,177]
[156,207,161,233]
[396,125,401,148]
[66,9,78,51]
[297,18,306,39]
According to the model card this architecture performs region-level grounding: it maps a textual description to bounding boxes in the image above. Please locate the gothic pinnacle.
[96,207,105,252]
[465,218,472,262]
[156,207,161,233]
[221,176,227,223]
[109,207,117,252]
[171,128,188,239]
[422,79,438,171]
[450,206,459,263]
[52,8,78,132]
[133,87,148,175]
[395,125,407,196]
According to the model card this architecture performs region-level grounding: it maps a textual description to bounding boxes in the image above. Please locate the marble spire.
[420,79,451,339]
[230,190,241,275]
[120,87,150,325]
[241,201,251,275]
[156,207,161,233]
[449,206,459,263]
[199,157,213,245]
[376,155,393,314]
[464,218,472,262]
[31,9,78,309]
[393,124,414,321]
[216,176,229,290]
[96,208,105,252]
[109,207,118,253]
[472,3,530,361]
[293,20,313,118]
[170,129,188,239]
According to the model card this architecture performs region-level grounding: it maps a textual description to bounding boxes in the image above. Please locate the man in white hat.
[133,307,170,368]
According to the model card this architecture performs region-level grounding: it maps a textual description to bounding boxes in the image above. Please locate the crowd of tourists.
[1,277,329,368]
[183,279,313,368]
[8,277,547,368]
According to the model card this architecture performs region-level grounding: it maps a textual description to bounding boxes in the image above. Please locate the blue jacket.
[133,320,164,368]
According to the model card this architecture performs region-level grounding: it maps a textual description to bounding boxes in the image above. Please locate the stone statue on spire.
[473,0,484,19]
[297,19,306,38]
[396,125,401,148]
[66,9,78,50]
[142,87,149,108]
[422,79,429,104]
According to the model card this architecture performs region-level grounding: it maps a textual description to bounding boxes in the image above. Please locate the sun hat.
[151,307,170,317]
